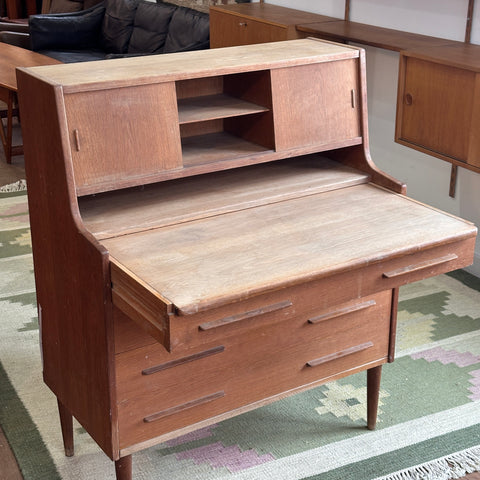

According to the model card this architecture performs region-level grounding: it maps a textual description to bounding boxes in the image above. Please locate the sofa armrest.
[0,32,31,49]
[29,2,105,51]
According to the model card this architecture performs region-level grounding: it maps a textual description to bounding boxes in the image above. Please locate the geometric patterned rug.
[1,186,480,480]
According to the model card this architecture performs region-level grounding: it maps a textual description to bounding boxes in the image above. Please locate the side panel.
[16,69,119,459]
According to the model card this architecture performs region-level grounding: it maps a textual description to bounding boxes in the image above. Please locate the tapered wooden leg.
[367,365,382,430]
[115,455,132,480]
[57,398,74,457]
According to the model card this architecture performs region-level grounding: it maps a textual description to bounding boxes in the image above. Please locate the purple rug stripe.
[175,442,274,472]
[411,346,480,367]
[166,425,217,447]
[469,369,480,401]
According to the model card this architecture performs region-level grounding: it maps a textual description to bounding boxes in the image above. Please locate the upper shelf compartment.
[176,70,276,167]
[177,94,270,124]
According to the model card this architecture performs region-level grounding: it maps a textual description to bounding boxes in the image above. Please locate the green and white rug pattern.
[1,188,480,480]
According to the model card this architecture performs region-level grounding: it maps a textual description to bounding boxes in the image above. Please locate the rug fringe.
[0,179,27,192]
[374,446,480,480]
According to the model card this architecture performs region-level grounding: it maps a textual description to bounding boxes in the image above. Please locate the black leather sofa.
[20,0,210,62]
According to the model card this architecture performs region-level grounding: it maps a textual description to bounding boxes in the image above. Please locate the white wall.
[265,0,480,276]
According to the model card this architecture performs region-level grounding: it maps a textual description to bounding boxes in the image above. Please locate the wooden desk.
[16,39,477,480]
[0,43,59,163]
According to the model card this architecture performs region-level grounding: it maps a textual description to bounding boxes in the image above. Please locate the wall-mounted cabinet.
[396,44,480,174]
[209,3,338,48]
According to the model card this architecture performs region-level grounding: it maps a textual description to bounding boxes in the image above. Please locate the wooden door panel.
[271,59,361,151]
[64,83,182,194]
[399,58,474,162]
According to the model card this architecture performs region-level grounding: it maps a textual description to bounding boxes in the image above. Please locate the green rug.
[1,186,480,480]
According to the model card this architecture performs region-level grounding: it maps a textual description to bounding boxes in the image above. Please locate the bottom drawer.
[115,290,393,450]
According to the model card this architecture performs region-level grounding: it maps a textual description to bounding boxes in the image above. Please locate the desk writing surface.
[101,183,475,315]
[80,157,369,239]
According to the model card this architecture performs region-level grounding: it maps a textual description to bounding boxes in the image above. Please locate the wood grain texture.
[0,42,59,91]
[397,57,474,163]
[79,157,370,240]
[271,60,361,150]
[21,39,359,92]
[296,20,456,53]
[396,49,480,174]
[115,290,392,449]
[16,71,119,459]
[103,183,476,315]
[209,3,339,49]
[64,83,182,193]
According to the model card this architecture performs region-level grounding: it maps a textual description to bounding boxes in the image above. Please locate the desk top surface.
[96,171,475,314]
[19,38,359,92]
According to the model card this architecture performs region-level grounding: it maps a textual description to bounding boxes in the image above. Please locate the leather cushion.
[48,0,83,14]
[128,1,175,54]
[101,0,139,53]
[163,4,209,53]
[29,3,106,51]
[37,48,107,62]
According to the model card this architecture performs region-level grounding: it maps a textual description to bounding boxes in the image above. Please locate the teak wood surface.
[0,42,60,92]
[16,39,478,480]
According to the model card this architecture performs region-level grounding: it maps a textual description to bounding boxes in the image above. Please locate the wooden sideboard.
[17,39,477,480]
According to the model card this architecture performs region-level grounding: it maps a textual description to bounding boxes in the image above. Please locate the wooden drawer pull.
[382,254,458,279]
[306,341,374,368]
[308,300,376,324]
[142,345,225,376]
[143,391,225,423]
[199,300,292,331]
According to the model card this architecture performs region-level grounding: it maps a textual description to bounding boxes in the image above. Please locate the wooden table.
[0,42,59,163]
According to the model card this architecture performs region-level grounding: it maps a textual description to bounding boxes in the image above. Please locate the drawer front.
[210,10,287,48]
[116,290,392,450]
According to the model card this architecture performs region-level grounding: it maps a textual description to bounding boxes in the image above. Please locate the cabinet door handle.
[306,342,374,368]
[308,299,376,324]
[382,253,458,279]
[199,300,292,331]
[239,22,248,27]
[405,93,413,105]
[143,391,225,423]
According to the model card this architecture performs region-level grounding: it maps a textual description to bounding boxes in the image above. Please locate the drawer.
[113,236,473,354]
[115,290,392,450]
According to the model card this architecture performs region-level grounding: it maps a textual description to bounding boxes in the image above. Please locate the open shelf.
[181,131,271,166]
[177,94,270,124]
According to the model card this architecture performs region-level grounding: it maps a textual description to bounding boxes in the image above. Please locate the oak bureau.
[16,39,477,480]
